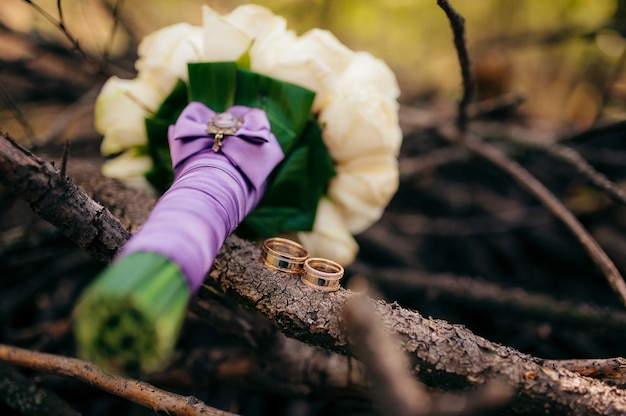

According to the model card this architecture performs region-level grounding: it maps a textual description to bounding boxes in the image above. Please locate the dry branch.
[436,126,626,310]
[474,122,626,207]
[434,0,626,314]
[354,264,626,331]
[342,296,430,416]
[0,344,235,416]
[2,134,626,414]
[437,0,474,131]
[0,132,129,263]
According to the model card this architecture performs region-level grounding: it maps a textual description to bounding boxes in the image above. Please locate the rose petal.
[320,91,402,162]
[329,154,399,234]
[101,148,155,194]
[201,5,252,62]
[96,77,164,155]
[264,29,354,112]
[339,52,400,99]
[136,22,204,94]
[297,198,359,266]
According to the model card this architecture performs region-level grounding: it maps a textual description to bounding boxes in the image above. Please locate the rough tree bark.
[2,133,626,415]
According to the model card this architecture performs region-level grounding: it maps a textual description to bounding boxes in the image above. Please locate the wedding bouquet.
[75,4,402,374]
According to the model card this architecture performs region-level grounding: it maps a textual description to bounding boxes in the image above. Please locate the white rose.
[262,29,355,112]
[338,52,400,98]
[297,198,359,265]
[135,8,253,95]
[201,6,252,63]
[319,51,402,163]
[98,9,254,157]
[225,5,290,73]
[329,154,399,234]
[135,22,204,95]
[101,148,155,195]
[95,76,165,155]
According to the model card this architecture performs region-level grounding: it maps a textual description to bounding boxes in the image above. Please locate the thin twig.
[0,83,36,147]
[56,0,64,28]
[22,0,87,60]
[437,125,626,309]
[437,0,474,131]
[467,93,525,120]
[60,140,70,178]
[102,0,127,62]
[533,142,626,206]
[476,123,626,207]
[21,0,121,76]
[352,263,626,332]
[0,344,237,416]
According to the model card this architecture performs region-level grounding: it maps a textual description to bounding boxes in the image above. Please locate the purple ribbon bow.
[168,102,283,190]
[119,102,284,292]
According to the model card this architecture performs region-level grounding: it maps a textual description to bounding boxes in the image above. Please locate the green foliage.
[144,61,335,236]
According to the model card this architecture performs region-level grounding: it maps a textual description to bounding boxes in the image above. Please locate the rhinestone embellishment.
[206,112,243,152]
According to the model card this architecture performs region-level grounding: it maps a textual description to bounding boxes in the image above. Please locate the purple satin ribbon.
[119,102,284,292]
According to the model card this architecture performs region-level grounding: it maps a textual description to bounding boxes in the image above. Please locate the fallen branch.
[437,126,626,310]
[342,296,430,416]
[353,264,626,332]
[0,132,129,263]
[0,344,236,416]
[474,122,626,207]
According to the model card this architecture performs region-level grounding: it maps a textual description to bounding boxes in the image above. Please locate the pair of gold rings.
[260,237,344,292]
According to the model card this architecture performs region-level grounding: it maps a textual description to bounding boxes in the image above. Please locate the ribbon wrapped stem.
[74,104,283,374]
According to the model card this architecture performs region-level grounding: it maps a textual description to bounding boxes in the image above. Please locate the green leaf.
[302,119,336,196]
[145,117,174,192]
[235,48,251,70]
[280,199,319,231]
[187,62,237,112]
[242,206,305,237]
[154,79,188,122]
[262,146,311,208]
[235,69,315,154]
[241,119,335,235]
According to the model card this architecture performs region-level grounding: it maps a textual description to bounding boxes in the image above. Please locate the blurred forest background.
[2,0,626,136]
[3,0,626,415]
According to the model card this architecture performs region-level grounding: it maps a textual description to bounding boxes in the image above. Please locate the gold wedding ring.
[260,237,309,274]
[301,257,344,292]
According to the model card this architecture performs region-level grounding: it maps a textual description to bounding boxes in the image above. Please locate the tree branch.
[0,344,236,416]
[0,132,129,263]
[474,122,626,207]
[436,125,626,310]
[353,264,626,332]
[437,0,474,131]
